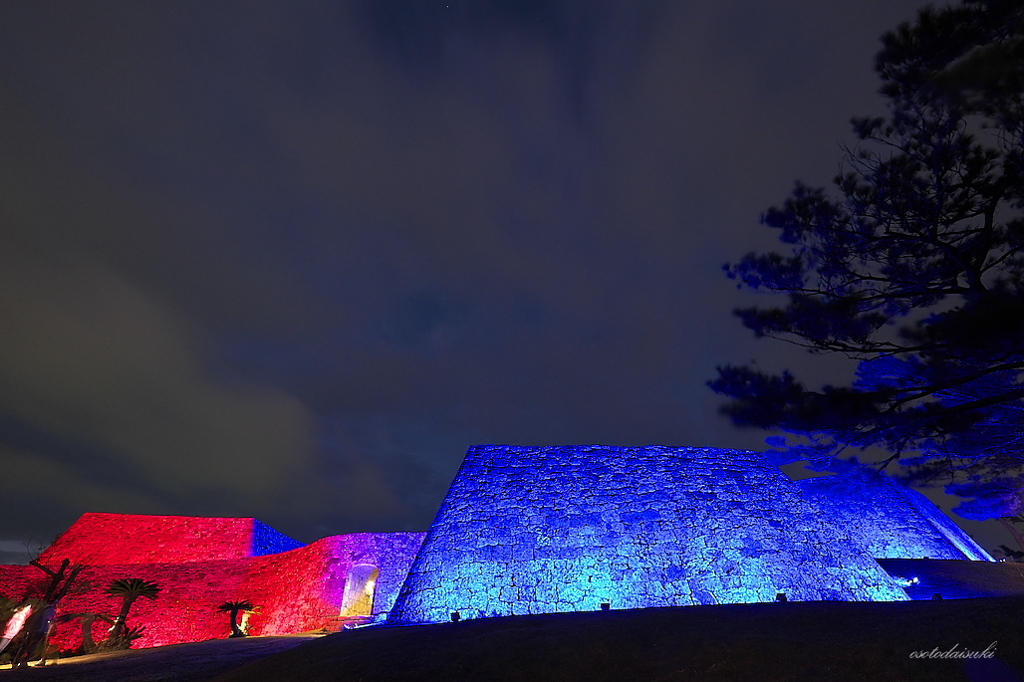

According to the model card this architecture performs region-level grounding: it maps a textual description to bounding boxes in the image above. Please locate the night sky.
[2,0,972,563]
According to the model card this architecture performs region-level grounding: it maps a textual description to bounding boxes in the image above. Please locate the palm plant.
[104,578,161,647]
[217,600,255,638]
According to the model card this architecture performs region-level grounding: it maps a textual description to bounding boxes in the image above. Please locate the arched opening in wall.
[339,564,379,617]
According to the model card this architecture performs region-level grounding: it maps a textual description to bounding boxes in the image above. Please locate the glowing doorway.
[339,564,379,617]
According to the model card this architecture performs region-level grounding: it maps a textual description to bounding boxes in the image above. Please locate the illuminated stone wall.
[389,445,911,624]
[37,513,303,565]
[0,446,997,646]
[0,514,424,651]
[797,474,993,562]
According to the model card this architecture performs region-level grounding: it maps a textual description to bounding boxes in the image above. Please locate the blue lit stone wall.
[796,474,993,562]
[388,445,909,624]
[251,519,304,556]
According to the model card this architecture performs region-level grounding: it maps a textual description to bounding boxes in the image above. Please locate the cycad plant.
[217,600,255,638]
[104,578,161,647]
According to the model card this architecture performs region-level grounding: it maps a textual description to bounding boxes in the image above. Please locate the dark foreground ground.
[0,635,318,682]
[3,597,1024,681]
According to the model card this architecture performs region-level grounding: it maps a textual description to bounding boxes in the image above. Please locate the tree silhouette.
[55,612,114,654]
[9,559,84,665]
[711,1,1024,523]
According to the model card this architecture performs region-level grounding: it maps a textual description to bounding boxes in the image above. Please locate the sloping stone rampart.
[0,444,998,645]
[389,445,910,624]
[37,513,302,565]
[797,474,993,561]
[0,514,424,650]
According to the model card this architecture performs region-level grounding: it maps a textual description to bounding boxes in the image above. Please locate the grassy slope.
[3,598,1022,681]
[0,635,318,682]
[213,597,1024,682]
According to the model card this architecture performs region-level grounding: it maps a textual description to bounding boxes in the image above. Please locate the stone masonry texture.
[797,473,993,561]
[0,444,996,645]
[389,445,913,623]
[0,514,425,651]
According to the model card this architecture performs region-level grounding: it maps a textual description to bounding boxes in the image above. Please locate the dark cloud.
[5,0,986,553]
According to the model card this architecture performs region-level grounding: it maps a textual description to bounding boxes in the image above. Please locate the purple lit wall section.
[388,445,910,624]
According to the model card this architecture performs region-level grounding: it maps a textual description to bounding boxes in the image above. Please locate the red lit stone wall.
[38,513,258,565]
[0,566,39,610]
[0,514,425,651]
